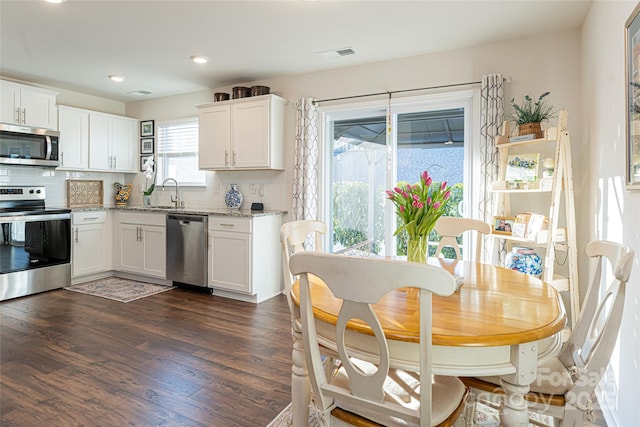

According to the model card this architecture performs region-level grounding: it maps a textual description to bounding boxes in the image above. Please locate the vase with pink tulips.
[386,170,452,263]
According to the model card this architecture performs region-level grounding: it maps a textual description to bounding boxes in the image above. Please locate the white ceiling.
[0,0,592,103]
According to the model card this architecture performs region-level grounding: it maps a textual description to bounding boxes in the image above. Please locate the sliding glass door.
[322,91,476,257]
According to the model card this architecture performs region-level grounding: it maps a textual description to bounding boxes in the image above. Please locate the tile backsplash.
[2,165,289,213]
[0,165,126,208]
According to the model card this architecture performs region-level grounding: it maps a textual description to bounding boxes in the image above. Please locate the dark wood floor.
[0,286,293,427]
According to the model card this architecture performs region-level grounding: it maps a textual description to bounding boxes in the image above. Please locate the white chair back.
[289,252,461,426]
[433,217,491,261]
[558,240,634,384]
[280,220,327,295]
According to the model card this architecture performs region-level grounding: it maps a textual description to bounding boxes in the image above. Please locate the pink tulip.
[412,194,420,202]
[443,190,451,200]
[399,205,405,212]
[421,171,429,182]
[433,201,442,210]
[394,187,402,194]
[417,202,424,209]
[426,177,432,186]
[402,191,409,198]
[441,181,448,190]
[427,197,432,205]
[386,190,395,198]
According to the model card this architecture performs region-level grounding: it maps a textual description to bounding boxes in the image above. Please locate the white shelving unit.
[491,109,579,329]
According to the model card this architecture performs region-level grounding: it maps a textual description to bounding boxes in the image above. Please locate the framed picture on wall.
[626,3,640,190]
[140,120,154,137]
[140,137,154,154]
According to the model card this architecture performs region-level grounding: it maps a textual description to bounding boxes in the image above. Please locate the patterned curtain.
[292,98,320,221]
[478,74,505,262]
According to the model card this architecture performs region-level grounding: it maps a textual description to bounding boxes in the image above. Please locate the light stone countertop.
[71,205,287,217]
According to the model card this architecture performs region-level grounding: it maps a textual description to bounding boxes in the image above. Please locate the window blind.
[156,118,205,185]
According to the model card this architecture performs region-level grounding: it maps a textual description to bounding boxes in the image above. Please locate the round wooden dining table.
[289,257,567,427]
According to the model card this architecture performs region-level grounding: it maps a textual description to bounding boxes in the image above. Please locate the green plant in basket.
[510,92,555,124]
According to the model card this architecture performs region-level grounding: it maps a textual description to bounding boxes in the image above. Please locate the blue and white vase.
[225,184,243,209]
[505,247,542,277]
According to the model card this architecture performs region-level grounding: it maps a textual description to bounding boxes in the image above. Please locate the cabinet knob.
[225,150,229,167]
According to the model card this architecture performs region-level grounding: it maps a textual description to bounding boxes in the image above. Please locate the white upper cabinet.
[88,111,137,172]
[57,105,137,172]
[58,106,89,170]
[197,94,286,170]
[198,104,231,169]
[0,80,58,130]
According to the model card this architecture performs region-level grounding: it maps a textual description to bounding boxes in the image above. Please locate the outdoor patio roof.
[333,108,465,147]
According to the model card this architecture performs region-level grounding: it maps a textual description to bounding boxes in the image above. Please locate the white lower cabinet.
[208,214,282,303]
[116,212,166,278]
[71,211,110,278]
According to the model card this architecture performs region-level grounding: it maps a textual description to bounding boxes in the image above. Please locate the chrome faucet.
[161,178,180,208]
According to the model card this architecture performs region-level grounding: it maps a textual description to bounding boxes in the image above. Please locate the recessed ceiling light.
[190,55,209,64]
[108,75,126,83]
[45,0,66,3]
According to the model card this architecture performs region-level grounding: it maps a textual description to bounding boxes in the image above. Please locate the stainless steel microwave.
[0,123,60,167]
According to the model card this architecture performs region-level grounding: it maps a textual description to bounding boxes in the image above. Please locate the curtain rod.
[312,76,511,105]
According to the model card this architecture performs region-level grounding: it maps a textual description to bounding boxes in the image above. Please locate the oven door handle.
[0,213,71,223]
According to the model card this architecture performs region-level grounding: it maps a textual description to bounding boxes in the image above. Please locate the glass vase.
[407,236,428,263]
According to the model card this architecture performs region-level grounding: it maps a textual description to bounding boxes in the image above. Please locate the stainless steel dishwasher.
[166,214,208,288]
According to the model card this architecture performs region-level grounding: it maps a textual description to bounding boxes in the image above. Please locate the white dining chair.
[280,220,327,301]
[461,240,635,426]
[289,251,468,427]
[280,220,339,425]
[433,217,491,261]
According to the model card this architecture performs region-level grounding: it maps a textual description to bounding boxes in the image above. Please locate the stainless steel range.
[0,186,71,301]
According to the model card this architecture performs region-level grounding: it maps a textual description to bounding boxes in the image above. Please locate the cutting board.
[67,179,104,207]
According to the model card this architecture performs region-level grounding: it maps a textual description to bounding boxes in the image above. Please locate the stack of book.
[509,134,535,143]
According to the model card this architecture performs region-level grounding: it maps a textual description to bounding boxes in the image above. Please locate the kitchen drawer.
[72,210,106,225]
[118,211,166,227]
[209,216,251,233]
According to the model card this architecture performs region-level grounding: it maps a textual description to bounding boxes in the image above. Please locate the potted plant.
[510,92,554,139]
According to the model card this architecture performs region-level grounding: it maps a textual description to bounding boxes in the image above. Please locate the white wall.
[581,1,640,425]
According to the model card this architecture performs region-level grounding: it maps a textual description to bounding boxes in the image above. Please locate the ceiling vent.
[317,47,356,59]
[336,48,356,56]
[127,90,152,96]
